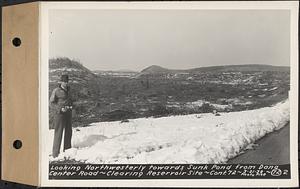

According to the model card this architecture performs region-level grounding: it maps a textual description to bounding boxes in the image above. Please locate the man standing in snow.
[50,74,73,158]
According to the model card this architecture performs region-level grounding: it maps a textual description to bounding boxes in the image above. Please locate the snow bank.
[49,99,289,164]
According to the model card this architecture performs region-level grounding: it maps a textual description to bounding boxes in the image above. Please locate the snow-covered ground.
[49,99,289,164]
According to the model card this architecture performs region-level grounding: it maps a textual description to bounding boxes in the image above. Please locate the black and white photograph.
[40,1,298,186]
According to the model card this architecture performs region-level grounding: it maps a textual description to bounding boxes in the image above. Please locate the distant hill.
[49,57,102,127]
[187,64,290,73]
[140,64,289,75]
[49,57,97,84]
[49,57,101,106]
[141,65,174,73]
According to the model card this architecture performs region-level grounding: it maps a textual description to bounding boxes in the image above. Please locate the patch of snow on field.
[185,100,232,111]
[210,103,232,111]
[49,99,289,164]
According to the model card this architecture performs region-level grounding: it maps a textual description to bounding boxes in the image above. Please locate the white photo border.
[40,1,299,187]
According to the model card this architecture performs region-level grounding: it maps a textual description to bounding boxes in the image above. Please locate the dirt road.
[228,124,290,164]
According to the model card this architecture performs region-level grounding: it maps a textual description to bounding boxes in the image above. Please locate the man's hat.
[60,74,69,82]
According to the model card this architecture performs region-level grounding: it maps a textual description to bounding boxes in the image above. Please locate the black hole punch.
[13,140,22,149]
[12,37,22,47]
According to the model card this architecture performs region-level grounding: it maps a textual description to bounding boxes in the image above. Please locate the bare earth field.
[48,58,291,164]
[49,58,290,127]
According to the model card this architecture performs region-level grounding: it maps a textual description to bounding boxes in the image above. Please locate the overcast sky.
[49,9,290,71]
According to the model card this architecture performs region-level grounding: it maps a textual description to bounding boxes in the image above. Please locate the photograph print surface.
[47,8,291,165]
